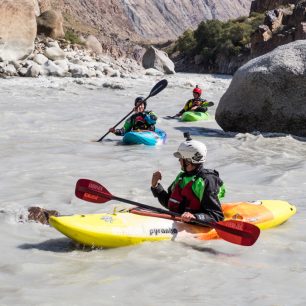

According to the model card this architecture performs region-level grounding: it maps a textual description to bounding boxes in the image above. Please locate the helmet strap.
[182,159,192,172]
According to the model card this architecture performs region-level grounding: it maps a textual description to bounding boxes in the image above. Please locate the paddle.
[96,79,168,142]
[75,179,260,246]
[203,101,214,107]
[165,101,215,119]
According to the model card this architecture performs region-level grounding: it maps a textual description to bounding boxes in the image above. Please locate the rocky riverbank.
[0,35,147,79]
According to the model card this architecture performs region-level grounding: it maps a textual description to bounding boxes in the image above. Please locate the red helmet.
[193,86,202,96]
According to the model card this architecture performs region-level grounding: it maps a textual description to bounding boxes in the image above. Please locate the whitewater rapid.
[0,74,305,306]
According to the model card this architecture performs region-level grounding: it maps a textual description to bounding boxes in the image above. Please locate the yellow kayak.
[49,200,296,248]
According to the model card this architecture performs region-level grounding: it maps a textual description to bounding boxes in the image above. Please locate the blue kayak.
[122,128,167,146]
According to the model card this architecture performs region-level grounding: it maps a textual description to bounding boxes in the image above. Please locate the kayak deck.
[181,111,211,122]
[122,128,167,145]
[49,200,296,248]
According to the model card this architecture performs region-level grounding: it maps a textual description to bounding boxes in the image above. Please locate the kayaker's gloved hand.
[109,127,125,136]
[145,113,157,125]
[195,106,208,113]
[151,170,162,188]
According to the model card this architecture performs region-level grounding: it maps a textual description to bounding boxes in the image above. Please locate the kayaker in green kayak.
[175,86,210,118]
[151,133,225,223]
[109,97,158,136]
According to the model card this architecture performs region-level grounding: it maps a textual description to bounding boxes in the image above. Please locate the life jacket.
[168,179,200,213]
[184,98,206,112]
[167,169,224,214]
[131,112,155,131]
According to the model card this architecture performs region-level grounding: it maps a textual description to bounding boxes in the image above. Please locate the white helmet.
[173,138,207,164]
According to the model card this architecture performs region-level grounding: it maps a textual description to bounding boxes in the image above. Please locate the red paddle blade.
[75,179,113,203]
[214,220,260,246]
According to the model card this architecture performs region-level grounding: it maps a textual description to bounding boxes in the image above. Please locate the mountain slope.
[121,0,252,41]
[51,0,252,42]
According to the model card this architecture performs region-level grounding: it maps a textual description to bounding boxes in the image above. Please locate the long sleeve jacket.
[114,111,157,136]
[151,167,225,223]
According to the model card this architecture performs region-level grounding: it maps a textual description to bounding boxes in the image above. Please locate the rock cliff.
[1,0,254,69]
[170,0,306,74]
[120,0,253,41]
[47,0,252,42]
[250,1,306,57]
[250,0,300,13]
[45,0,253,58]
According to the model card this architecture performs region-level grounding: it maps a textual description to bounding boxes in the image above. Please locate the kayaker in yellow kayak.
[175,86,210,118]
[109,97,158,136]
[151,133,225,223]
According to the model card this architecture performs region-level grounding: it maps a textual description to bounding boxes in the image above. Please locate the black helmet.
[134,96,146,109]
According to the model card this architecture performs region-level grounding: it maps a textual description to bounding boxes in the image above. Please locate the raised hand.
[151,170,162,187]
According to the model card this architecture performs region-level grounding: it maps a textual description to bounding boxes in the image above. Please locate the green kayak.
[181,111,211,122]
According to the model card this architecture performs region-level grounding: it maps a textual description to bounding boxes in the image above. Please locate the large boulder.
[216,40,306,137]
[37,10,64,39]
[44,46,65,60]
[142,46,175,74]
[85,35,103,55]
[0,0,37,61]
[37,0,51,14]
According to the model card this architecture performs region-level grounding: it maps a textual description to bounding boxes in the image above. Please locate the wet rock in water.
[216,40,306,137]
[102,82,125,89]
[27,206,59,225]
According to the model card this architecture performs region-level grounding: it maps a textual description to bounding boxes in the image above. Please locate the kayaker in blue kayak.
[151,133,225,223]
[109,97,158,136]
[175,86,210,117]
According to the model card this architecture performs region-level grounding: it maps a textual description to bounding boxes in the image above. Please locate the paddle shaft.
[80,185,227,230]
[97,103,143,142]
[79,185,166,213]
[85,190,255,239]
[111,195,252,236]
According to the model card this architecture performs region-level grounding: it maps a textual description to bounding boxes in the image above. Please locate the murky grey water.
[0,74,305,305]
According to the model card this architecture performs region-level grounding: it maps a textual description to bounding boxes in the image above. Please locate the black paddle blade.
[205,101,214,107]
[149,79,168,98]
[164,115,178,120]
[75,179,113,203]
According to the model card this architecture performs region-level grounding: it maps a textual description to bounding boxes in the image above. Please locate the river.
[0,74,305,305]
